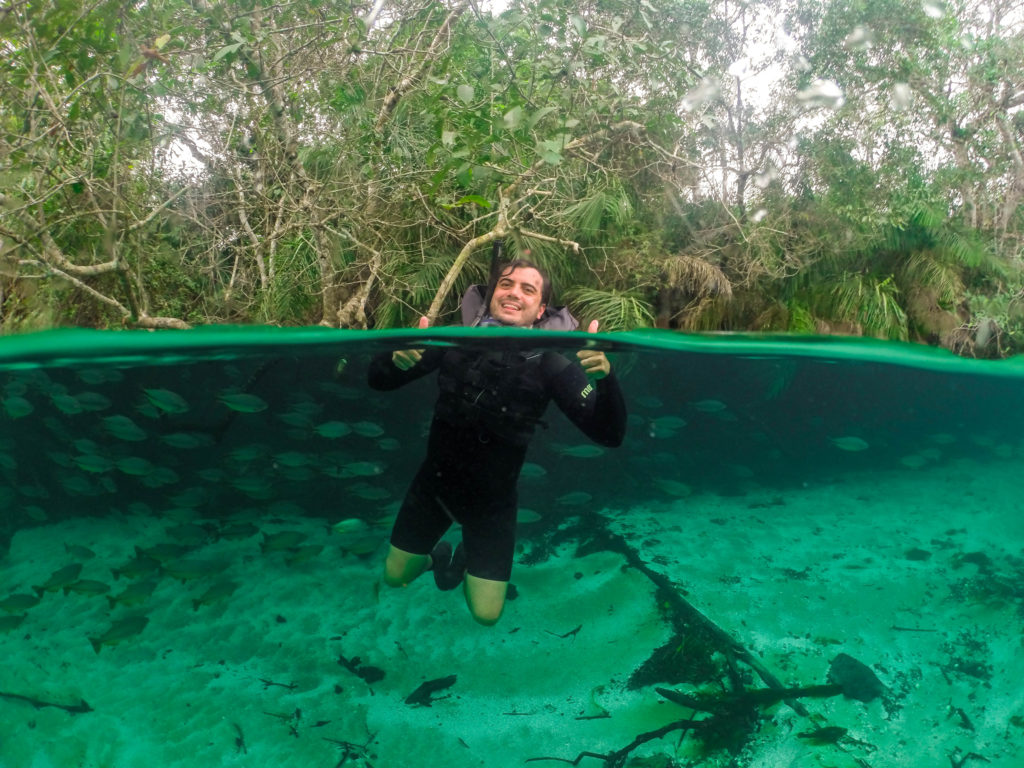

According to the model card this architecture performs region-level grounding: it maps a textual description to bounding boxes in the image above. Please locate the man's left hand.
[577,319,611,379]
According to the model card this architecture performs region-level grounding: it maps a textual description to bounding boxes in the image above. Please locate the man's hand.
[392,316,429,370]
[577,319,611,379]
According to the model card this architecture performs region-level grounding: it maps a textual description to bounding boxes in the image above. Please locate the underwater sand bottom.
[1,457,1021,767]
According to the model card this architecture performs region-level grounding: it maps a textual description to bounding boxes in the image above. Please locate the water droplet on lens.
[892,82,912,110]
[680,77,721,112]
[796,79,844,109]
[844,26,872,51]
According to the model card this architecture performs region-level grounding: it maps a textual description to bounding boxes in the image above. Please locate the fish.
[520,462,547,478]
[134,543,191,564]
[51,393,83,415]
[102,415,147,442]
[827,653,885,702]
[351,421,385,438]
[646,424,680,439]
[288,399,322,416]
[198,468,226,483]
[285,545,324,566]
[116,457,155,476]
[0,614,27,632]
[77,367,123,385]
[88,615,149,653]
[143,388,190,414]
[342,461,385,477]
[404,675,457,707]
[33,563,84,595]
[559,444,606,459]
[332,518,369,535]
[314,421,351,439]
[557,491,593,506]
[218,392,268,413]
[318,382,362,400]
[231,475,272,496]
[285,465,318,482]
[0,593,41,613]
[171,487,208,508]
[277,411,314,428]
[162,558,230,582]
[377,437,401,451]
[63,580,111,597]
[651,415,687,430]
[690,399,727,413]
[166,523,210,546]
[19,483,48,500]
[59,474,98,495]
[229,444,270,463]
[136,403,162,423]
[64,544,96,560]
[74,438,102,454]
[349,483,390,501]
[23,506,47,522]
[517,508,542,524]
[797,726,848,745]
[111,554,162,581]
[107,579,159,608]
[654,478,692,497]
[74,391,112,412]
[829,436,869,452]
[162,432,215,449]
[273,451,310,468]
[219,521,259,540]
[2,396,34,419]
[140,467,179,488]
[47,451,74,468]
[260,531,308,553]
[72,454,114,473]
[338,535,382,556]
[634,395,664,409]
[192,580,239,611]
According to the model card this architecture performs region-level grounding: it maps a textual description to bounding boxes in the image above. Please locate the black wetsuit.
[368,346,626,581]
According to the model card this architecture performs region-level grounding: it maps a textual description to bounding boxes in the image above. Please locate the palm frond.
[663,254,733,299]
[563,287,654,331]
[561,181,634,238]
[896,250,963,307]
[816,273,908,340]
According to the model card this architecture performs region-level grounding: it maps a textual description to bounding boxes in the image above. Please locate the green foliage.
[818,273,909,340]
[563,287,655,332]
[0,0,1018,356]
[562,181,636,240]
[786,302,817,334]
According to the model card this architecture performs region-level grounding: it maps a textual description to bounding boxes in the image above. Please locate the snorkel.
[470,238,504,327]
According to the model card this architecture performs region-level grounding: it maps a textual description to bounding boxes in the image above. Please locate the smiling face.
[488,266,547,327]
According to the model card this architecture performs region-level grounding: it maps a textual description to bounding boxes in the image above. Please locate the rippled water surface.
[1,328,1021,767]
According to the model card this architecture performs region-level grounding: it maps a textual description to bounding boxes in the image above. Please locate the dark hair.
[494,259,552,306]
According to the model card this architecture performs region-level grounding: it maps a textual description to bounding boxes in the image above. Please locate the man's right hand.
[391,316,430,370]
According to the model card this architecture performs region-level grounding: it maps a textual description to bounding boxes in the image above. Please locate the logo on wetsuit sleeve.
[580,383,593,398]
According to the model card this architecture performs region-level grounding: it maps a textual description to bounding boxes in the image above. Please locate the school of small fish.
[0,347,993,669]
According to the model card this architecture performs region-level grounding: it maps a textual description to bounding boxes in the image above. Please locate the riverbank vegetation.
[1,0,1021,355]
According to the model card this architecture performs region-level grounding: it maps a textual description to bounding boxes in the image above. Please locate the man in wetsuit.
[368,259,626,625]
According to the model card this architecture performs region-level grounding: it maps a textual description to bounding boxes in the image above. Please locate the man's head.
[487,259,550,327]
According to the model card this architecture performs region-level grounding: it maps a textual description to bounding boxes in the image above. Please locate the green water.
[0,328,1021,767]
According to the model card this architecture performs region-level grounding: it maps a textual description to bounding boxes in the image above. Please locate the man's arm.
[367,347,444,391]
[543,353,627,447]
